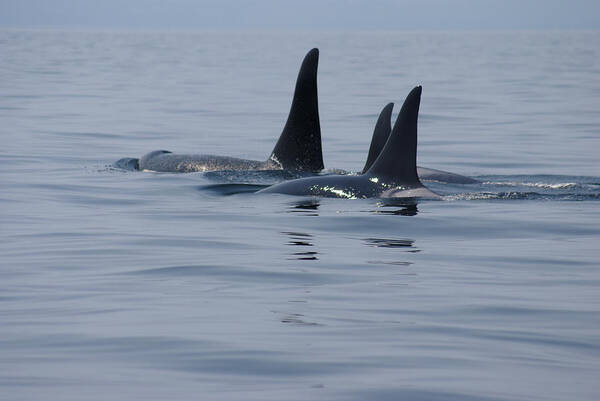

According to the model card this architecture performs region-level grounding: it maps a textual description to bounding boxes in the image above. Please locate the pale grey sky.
[1,0,599,30]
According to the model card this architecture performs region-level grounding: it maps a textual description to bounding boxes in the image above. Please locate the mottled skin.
[138,149,476,185]
[138,150,280,173]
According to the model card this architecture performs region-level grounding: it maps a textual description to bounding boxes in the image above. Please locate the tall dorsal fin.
[366,86,422,185]
[269,48,323,172]
[361,102,393,174]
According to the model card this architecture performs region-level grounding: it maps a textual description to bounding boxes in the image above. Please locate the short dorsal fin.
[366,86,422,185]
[361,102,393,174]
[269,48,324,172]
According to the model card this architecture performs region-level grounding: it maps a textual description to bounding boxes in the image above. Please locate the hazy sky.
[1,0,599,30]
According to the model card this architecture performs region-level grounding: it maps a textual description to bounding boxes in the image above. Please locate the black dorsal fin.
[366,86,422,185]
[361,102,394,174]
[269,48,323,172]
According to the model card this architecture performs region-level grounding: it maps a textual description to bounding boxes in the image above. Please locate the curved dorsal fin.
[366,86,422,186]
[361,102,394,174]
[269,48,323,172]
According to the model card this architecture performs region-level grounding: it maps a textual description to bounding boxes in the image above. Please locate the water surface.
[1,30,599,401]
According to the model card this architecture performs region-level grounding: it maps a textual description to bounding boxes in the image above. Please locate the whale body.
[119,48,324,173]
[363,103,477,184]
[259,86,441,199]
[116,49,476,185]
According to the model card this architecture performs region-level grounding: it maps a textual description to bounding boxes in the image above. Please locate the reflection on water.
[367,260,414,266]
[287,200,320,216]
[373,201,418,216]
[282,231,319,260]
[364,238,417,249]
[363,238,419,267]
[290,251,318,260]
[279,313,321,326]
[283,231,313,247]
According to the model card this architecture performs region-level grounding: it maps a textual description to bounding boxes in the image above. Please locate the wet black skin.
[260,86,441,200]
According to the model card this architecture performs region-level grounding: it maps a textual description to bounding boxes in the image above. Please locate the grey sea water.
[1,30,599,401]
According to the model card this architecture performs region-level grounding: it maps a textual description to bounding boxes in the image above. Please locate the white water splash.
[483,181,579,189]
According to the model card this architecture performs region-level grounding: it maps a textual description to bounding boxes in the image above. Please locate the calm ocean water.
[1,29,599,401]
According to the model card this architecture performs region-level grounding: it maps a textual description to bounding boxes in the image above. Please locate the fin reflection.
[281,231,319,261]
[364,237,419,267]
[287,200,320,216]
[373,201,418,216]
[363,238,417,249]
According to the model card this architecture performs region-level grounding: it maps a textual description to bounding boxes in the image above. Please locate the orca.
[361,102,394,174]
[259,86,441,199]
[119,48,323,173]
[362,102,478,184]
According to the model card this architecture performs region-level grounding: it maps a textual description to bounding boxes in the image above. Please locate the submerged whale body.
[123,48,324,173]
[260,86,441,199]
